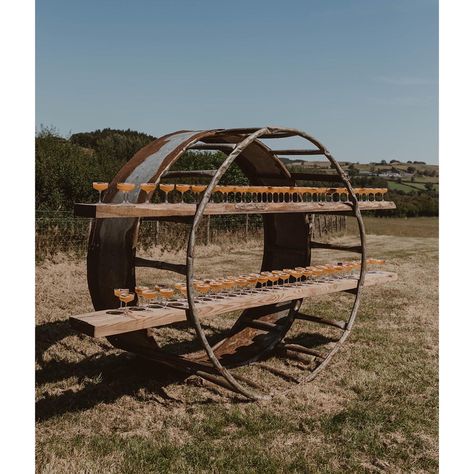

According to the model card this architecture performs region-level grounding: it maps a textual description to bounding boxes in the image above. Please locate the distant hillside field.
[35,127,438,217]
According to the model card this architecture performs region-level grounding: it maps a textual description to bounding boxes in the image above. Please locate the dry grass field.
[36,217,438,473]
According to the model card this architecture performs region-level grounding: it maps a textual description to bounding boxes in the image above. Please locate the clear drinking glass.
[119,293,135,315]
[175,184,191,203]
[159,288,174,307]
[93,182,109,203]
[114,288,129,308]
[159,184,175,203]
[117,182,136,204]
[140,183,157,203]
[142,289,159,308]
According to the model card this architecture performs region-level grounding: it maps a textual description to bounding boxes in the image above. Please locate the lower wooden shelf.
[74,200,396,218]
[70,271,397,338]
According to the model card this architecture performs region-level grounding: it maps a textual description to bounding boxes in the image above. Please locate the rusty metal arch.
[86,126,366,400]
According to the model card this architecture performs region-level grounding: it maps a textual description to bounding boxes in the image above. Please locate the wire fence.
[35,211,346,260]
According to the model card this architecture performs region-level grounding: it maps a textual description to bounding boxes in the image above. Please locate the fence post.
[206,215,211,245]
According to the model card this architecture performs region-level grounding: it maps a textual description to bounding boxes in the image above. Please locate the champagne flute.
[195,283,210,302]
[142,289,159,308]
[140,183,157,203]
[119,293,135,316]
[258,273,271,291]
[159,184,175,203]
[222,278,235,297]
[92,182,109,203]
[117,182,136,204]
[267,273,279,289]
[159,288,174,307]
[210,281,223,299]
[246,274,259,292]
[175,184,191,203]
[271,270,283,287]
[114,288,129,308]
[190,185,206,203]
[214,186,224,203]
[279,272,290,287]
[135,286,149,309]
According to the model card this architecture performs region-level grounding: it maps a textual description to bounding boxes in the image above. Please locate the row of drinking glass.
[112,259,385,314]
[92,182,388,204]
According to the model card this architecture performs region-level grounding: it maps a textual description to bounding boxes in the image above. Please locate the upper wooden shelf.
[70,271,397,338]
[74,200,396,218]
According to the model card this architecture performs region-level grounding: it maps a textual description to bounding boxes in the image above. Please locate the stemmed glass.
[191,185,206,203]
[159,184,175,203]
[142,289,159,308]
[233,278,245,295]
[209,281,223,299]
[119,293,135,315]
[174,283,187,303]
[117,182,136,204]
[114,288,129,308]
[195,282,211,302]
[257,273,269,291]
[93,182,109,203]
[289,269,302,285]
[175,184,191,203]
[140,183,157,203]
[134,286,149,309]
[219,186,232,203]
[221,278,235,297]
[159,288,174,307]
[267,273,279,289]
[245,274,259,292]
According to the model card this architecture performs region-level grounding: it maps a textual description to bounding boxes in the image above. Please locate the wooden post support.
[206,215,211,245]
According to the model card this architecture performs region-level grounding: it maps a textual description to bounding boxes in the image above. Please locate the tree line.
[35,127,438,217]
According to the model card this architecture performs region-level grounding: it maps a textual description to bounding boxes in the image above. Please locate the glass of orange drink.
[195,283,210,301]
[291,269,303,285]
[159,184,174,203]
[279,272,290,286]
[221,278,234,296]
[190,185,205,202]
[134,285,149,308]
[114,288,129,308]
[266,273,278,288]
[92,182,109,203]
[159,288,174,307]
[119,292,135,315]
[141,289,158,308]
[140,183,157,203]
[209,281,223,298]
[117,182,136,204]
[175,184,190,203]
[246,274,259,291]
[256,274,268,290]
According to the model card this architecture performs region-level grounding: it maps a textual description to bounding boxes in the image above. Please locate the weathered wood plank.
[310,242,363,253]
[70,271,397,338]
[74,200,396,219]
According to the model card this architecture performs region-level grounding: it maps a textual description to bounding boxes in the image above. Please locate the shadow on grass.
[35,352,194,422]
[36,320,341,422]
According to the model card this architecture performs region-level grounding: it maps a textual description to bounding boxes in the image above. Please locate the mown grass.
[36,217,438,473]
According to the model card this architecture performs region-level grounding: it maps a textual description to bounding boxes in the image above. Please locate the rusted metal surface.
[85,126,368,399]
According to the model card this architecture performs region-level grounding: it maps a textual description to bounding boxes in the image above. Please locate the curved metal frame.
[86,126,367,400]
[185,127,366,399]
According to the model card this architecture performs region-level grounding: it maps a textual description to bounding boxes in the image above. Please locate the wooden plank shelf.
[70,271,397,338]
[74,200,396,219]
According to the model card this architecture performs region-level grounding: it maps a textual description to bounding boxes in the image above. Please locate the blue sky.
[36,0,438,163]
